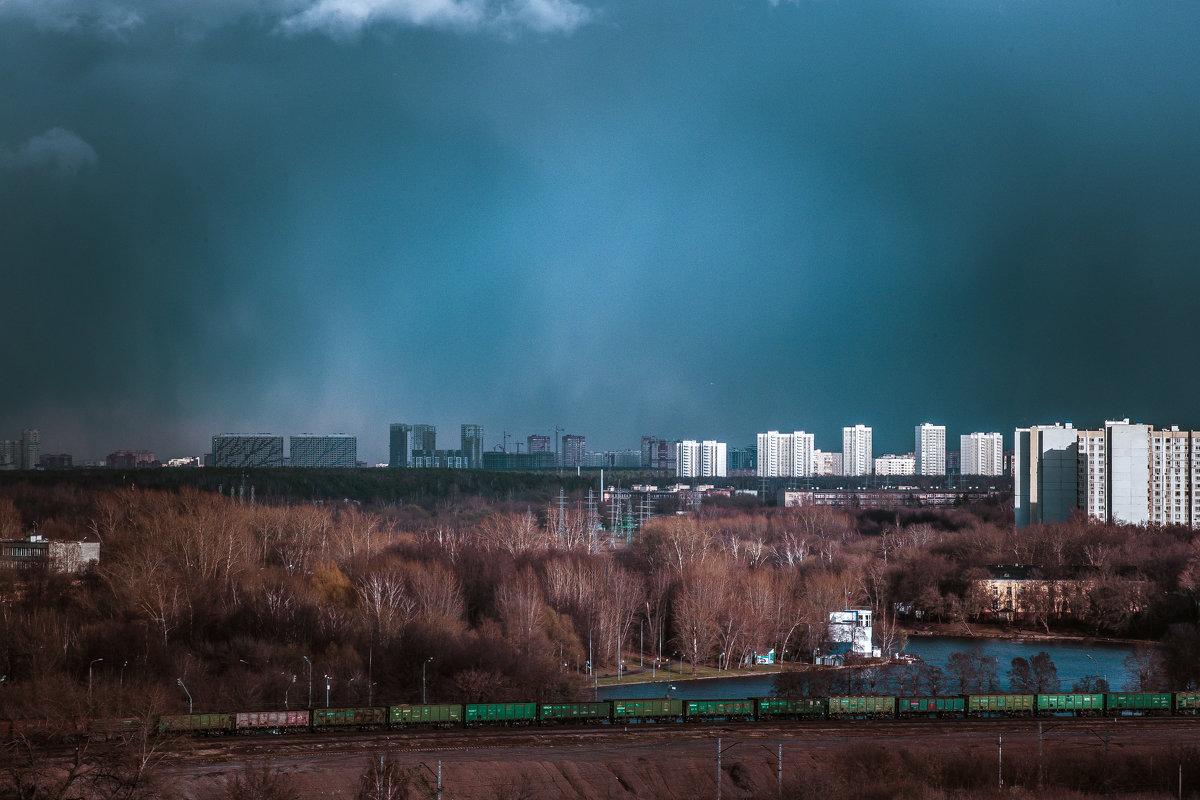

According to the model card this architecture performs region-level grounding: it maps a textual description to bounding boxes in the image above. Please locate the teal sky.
[3,0,1200,463]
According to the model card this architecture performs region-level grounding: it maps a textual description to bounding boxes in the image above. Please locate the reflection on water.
[597,635,1139,701]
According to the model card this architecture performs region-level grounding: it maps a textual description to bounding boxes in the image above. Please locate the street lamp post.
[303,656,312,709]
[1084,653,1108,688]
[423,657,433,705]
[88,658,103,708]
[324,675,331,708]
[176,678,192,713]
[284,674,295,710]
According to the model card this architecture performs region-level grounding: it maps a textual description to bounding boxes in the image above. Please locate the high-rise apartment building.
[412,424,437,452]
[756,431,815,477]
[727,446,756,474]
[460,424,484,469]
[701,440,727,478]
[641,436,678,470]
[676,440,700,478]
[960,432,1004,476]
[211,434,284,468]
[527,434,551,454]
[677,440,726,478]
[1149,427,1200,527]
[20,429,39,471]
[389,423,412,467]
[1014,423,1080,527]
[842,425,872,477]
[0,440,17,470]
[914,423,946,476]
[289,435,356,468]
[562,434,585,468]
[1016,419,1189,528]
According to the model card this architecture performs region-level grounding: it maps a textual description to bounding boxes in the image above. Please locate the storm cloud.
[0,127,97,176]
[2,0,1199,463]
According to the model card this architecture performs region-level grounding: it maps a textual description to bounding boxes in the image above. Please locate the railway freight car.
[612,698,683,723]
[539,702,611,724]
[465,703,537,726]
[312,707,387,730]
[827,696,896,718]
[389,704,462,727]
[755,697,826,720]
[1105,693,1172,715]
[1175,692,1200,713]
[898,696,965,717]
[685,699,754,722]
[158,713,234,736]
[235,710,310,733]
[968,694,1035,716]
[1037,694,1104,715]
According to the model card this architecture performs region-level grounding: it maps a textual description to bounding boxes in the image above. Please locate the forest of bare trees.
[2,482,1200,729]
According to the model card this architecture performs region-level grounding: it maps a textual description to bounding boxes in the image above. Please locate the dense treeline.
[1,483,1200,728]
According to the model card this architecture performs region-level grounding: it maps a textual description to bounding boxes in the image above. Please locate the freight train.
[7,691,1198,742]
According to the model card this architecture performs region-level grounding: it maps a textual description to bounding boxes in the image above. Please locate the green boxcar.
[1175,692,1200,712]
[685,700,754,720]
[538,702,611,723]
[755,697,827,719]
[158,713,235,735]
[1036,694,1104,714]
[312,707,388,728]
[968,694,1035,715]
[897,696,965,716]
[827,696,896,718]
[389,704,463,727]
[611,699,684,721]
[465,703,538,724]
[1105,693,1172,715]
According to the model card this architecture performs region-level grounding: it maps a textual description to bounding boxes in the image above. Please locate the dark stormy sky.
[3,0,1200,464]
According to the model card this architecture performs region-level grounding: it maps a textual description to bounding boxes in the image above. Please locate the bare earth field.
[148,718,1200,799]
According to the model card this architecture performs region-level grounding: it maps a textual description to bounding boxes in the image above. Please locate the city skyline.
[4,1,1200,466]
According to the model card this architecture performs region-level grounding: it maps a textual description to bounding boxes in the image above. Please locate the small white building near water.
[826,608,881,659]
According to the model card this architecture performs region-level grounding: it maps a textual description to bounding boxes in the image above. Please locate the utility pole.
[1038,722,1043,790]
[777,744,782,800]
[998,735,1003,791]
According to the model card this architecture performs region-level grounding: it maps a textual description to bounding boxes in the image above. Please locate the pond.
[596,635,1140,700]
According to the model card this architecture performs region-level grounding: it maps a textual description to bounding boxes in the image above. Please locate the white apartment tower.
[1018,418,1200,529]
[678,440,727,478]
[914,423,946,476]
[701,440,727,478]
[960,432,1003,476]
[1149,427,1199,527]
[1079,428,1107,522]
[842,425,873,477]
[756,431,815,477]
[676,440,700,478]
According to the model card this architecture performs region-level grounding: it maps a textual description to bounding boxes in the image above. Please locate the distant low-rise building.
[874,453,916,476]
[826,609,876,658]
[484,451,556,470]
[39,453,73,470]
[1,536,100,572]
[107,450,157,469]
[779,488,998,509]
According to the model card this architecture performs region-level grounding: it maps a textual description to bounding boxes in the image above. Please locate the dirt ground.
[150,717,1200,799]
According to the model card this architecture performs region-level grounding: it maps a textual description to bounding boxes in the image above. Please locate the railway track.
[137,715,1200,765]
